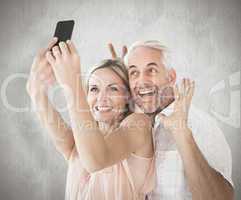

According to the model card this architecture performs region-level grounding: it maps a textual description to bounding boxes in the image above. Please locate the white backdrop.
[0,0,240,199]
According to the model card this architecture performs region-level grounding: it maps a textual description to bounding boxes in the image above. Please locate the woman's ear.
[167,68,176,85]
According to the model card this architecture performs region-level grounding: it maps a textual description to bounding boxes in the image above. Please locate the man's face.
[127,47,174,114]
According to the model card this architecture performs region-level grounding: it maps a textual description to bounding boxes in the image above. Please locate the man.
[109,41,234,200]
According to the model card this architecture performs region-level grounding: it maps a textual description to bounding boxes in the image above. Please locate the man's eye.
[90,87,98,92]
[149,68,158,74]
[129,70,138,77]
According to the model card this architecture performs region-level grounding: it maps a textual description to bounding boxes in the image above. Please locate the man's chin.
[143,106,159,114]
[135,102,159,114]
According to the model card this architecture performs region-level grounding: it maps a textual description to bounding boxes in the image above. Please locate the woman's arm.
[26,38,75,162]
[46,41,153,172]
[69,94,152,172]
[33,93,75,161]
[67,88,152,172]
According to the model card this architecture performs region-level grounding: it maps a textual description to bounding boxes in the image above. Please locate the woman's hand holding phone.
[45,40,81,91]
[26,38,58,104]
[27,20,76,104]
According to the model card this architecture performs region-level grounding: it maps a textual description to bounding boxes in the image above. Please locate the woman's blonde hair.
[86,59,130,93]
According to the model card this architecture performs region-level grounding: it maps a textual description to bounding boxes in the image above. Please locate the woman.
[26,38,155,199]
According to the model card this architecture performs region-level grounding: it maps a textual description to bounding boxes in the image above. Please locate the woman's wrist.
[63,81,85,103]
[32,90,49,111]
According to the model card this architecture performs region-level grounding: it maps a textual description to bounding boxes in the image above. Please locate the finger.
[185,78,190,95]
[31,57,48,75]
[36,38,58,58]
[108,43,117,59]
[121,45,128,59]
[183,78,187,93]
[180,79,185,98]
[52,46,61,60]
[47,37,58,51]
[34,38,57,61]
[186,78,191,94]
[32,39,57,72]
[184,81,194,110]
[187,80,195,100]
[66,40,77,54]
[46,51,55,65]
[182,78,190,108]
[59,41,70,56]
[173,84,180,101]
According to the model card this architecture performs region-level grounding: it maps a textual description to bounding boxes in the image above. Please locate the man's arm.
[172,127,234,200]
[157,78,234,200]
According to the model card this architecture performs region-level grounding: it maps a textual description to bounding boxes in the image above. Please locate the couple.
[26,38,234,200]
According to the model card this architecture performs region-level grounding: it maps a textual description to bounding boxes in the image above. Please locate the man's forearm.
[172,128,233,200]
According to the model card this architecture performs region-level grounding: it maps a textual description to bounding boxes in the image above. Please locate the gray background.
[0,0,240,199]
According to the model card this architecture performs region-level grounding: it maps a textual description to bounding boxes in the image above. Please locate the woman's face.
[87,68,129,124]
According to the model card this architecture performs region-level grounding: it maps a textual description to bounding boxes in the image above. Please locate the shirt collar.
[161,102,175,116]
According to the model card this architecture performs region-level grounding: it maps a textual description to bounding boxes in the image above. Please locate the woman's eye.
[110,87,118,92]
[90,87,98,92]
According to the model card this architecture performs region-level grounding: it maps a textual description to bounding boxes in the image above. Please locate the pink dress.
[65,147,155,200]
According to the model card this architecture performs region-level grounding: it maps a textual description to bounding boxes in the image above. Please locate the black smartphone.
[53,20,75,46]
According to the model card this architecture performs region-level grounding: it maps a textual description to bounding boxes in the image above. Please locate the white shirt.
[149,104,233,200]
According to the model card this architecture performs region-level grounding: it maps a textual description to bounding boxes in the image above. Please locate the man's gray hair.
[123,40,172,69]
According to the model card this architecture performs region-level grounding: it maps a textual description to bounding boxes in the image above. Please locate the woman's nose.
[97,90,108,103]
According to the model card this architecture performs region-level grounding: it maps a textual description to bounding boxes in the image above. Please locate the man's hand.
[108,43,128,59]
[45,40,81,90]
[26,38,58,103]
[157,78,195,133]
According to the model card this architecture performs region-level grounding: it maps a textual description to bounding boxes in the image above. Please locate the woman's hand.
[45,40,81,91]
[26,38,57,103]
[157,78,195,134]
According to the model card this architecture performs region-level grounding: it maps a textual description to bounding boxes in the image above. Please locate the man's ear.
[167,68,176,85]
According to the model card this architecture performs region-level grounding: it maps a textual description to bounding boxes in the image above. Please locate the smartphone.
[53,20,75,46]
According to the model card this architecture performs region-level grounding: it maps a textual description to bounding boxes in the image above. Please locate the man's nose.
[137,72,151,85]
